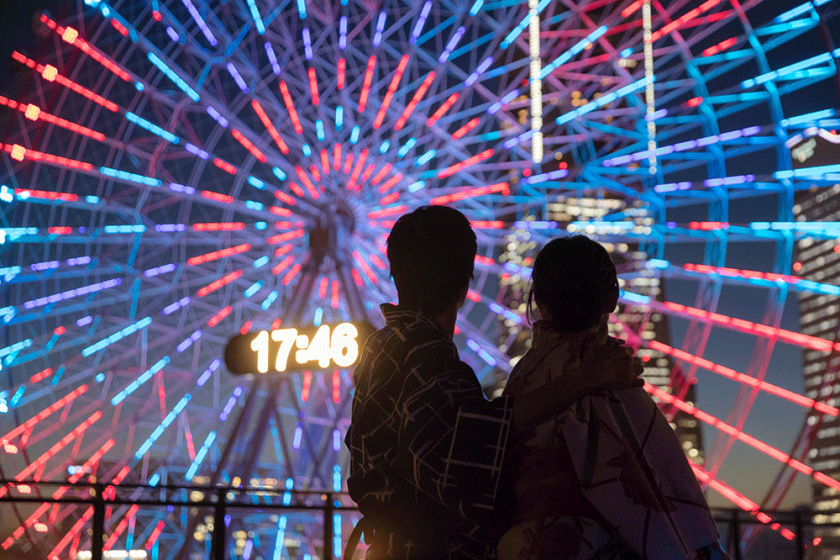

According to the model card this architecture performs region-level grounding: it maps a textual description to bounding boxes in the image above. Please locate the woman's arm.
[510,334,642,441]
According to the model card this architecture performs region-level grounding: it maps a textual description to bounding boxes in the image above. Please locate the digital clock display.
[224,322,373,374]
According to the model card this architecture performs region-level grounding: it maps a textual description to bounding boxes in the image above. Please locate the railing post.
[325,493,334,560]
[92,483,105,560]
[795,512,805,560]
[213,487,227,560]
[731,509,742,560]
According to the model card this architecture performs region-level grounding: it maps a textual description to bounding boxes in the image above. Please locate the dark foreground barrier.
[0,481,833,560]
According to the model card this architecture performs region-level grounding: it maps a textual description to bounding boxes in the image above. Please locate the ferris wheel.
[1,0,839,558]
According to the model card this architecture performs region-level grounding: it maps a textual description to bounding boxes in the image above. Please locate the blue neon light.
[465,56,493,87]
[177,329,202,353]
[302,28,313,60]
[335,106,343,130]
[101,167,161,187]
[379,140,390,154]
[296,0,306,19]
[82,317,152,357]
[469,0,485,16]
[155,224,186,232]
[24,278,122,309]
[439,26,466,63]
[134,393,191,459]
[219,386,243,421]
[410,2,432,44]
[181,0,217,45]
[227,62,249,93]
[373,11,387,47]
[397,137,417,157]
[0,339,32,359]
[197,359,221,387]
[557,76,651,125]
[111,356,170,405]
[206,106,229,127]
[415,150,436,166]
[147,52,200,101]
[501,0,550,49]
[185,143,209,160]
[162,296,191,316]
[186,431,217,480]
[408,180,425,192]
[351,125,360,144]
[245,0,265,34]
[314,306,323,326]
[253,256,269,268]
[261,290,278,310]
[265,42,282,74]
[316,119,325,141]
[272,167,287,180]
[339,16,347,49]
[244,281,263,298]
[619,290,651,304]
[273,516,288,560]
[126,112,179,144]
[541,26,607,79]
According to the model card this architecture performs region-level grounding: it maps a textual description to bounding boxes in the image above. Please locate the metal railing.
[0,480,835,560]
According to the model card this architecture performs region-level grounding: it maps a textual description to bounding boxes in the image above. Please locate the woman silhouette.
[496,235,730,560]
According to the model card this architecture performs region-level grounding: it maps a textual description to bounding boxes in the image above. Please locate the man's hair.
[387,205,477,315]
[528,235,619,332]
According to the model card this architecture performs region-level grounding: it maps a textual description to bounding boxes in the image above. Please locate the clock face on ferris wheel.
[1,0,839,557]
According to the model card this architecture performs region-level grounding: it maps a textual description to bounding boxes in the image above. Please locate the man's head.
[387,205,477,316]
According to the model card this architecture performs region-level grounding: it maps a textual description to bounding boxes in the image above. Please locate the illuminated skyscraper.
[790,132,840,545]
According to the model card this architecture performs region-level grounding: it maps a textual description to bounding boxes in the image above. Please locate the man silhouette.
[345,206,641,560]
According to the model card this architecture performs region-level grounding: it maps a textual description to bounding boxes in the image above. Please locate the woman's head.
[528,235,619,332]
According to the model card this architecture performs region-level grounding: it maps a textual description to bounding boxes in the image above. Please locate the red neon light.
[208,305,232,327]
[306,67,320,105]
[685,97,704,108]
[396,71,435,131]
[14,188,78,202]
[380,192,400,205]
[474,255,495,266]
[1,95,106,140]
[111,19,129,36]
[319,277,328,298]
[470,220,505,229]
[2,502,50,549]
[214,158,237,175]
[48,507,93,559]
[358,56,377,112]
[320,150,330,175]
[270,206,292,217]
[267,229,305,244]
[431,182,509,205]
[289,183,305,197]
[197,270,243,297]
[30,368,52,384]
[437,148,494,179]
[152,10,162,21]
[310,165,321,181]
[272,255,294,275]
[353,253,378,284]
[378,173,403,193]
[282,263,301,286]
[621,0,645,18]
[683,262,802,285]
[649,383,840,498]
[294,166,320,199]
[188,243,250,265]
[240,320,252,335]
[251,99,290,154]
[4,144,93,171]
[13,52,119,112]
[301,371,312,401]
[427,92,459,126]
[201,190,234,204]
[333,143,342,171]
[193,222,245,231]
[362,164,376,182]
[48,226,72,235]
[144,520,165,551]
[14,411,102,483]
[337,58,346,90]
[231,128,267,163]
[351,268,364,287]
[274,190,297,206]
[35,12,132,82]
[373,54,409,129]
[333,370,341,403]
[331,280,340,309]
[371,163,392,185]
[651,0,725,42]
[274,244,293,257]
[278,81,303,135]
[1,385,88,446]
[103,505,139,551]
[653,300,840,353]
[347,148,369,190]
[702,36,738,57]
[451,117,480,140]
[369,254,386,269]
[647,339,838,416]
[368,205,407,220]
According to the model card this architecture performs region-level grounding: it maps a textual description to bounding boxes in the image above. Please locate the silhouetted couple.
[346,206,730,560]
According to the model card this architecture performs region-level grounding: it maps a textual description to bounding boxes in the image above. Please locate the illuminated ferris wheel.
[1,0,839,557]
